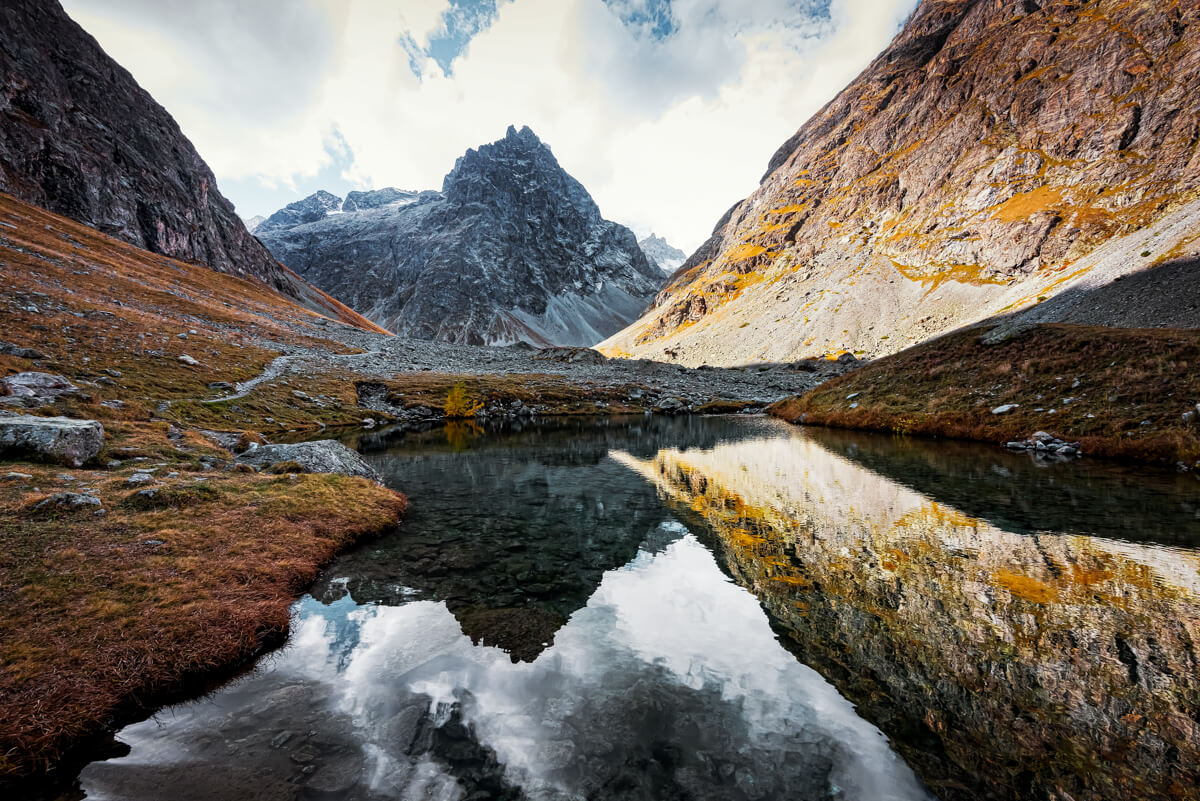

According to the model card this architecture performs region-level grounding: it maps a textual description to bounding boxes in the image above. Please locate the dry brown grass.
[168,368,377,434]
[0,456,406,778]
[0,191,373,415]
[771,324,1200,465]
[376,372,654,416]
[0,192,411,780]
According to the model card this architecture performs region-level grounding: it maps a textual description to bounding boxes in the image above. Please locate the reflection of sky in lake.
[83,523,931,801]
[80,416,1200,801]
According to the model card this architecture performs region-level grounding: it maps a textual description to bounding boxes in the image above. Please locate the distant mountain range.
[255,126,663,347]
[0,0,368,325]
[639,234,687,274]
[602,0,1200,365]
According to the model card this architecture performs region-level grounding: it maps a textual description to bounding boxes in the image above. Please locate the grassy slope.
[770,324,1200,466]
[0,465,405,777]
[0,192,409,779]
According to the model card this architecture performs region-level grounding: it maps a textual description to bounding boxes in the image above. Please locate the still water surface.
[79,417,1200,800]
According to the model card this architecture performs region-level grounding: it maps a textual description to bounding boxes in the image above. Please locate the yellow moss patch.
[726,243,770,262]
[891,260,1009,292]
[994,569,1060,605]
[991,186,1065,223]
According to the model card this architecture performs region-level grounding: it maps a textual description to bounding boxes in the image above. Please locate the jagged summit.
[256,129,662,347]
[255,191,343,234]
[442,125,600,223]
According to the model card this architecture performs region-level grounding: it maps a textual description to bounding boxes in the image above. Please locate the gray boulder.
[34,492,103,513]
[0,372,85,407]
[235,440,381,481]
[0,342,45,359]
[0,413,105,467]
[533,347,607,364]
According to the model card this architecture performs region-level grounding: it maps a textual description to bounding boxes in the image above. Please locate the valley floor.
[0,191,828,786]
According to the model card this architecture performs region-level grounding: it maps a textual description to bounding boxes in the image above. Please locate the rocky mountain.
[257,126,663,346]
[0,0,365,324]
[602,0,1200,365]
[639,234,687,274]
[243,215,266,234]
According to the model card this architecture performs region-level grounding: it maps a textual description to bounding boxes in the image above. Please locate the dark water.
[77,417,1200,801]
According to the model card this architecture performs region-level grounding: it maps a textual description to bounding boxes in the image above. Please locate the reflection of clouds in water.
[463,534,928,800]
[84,523,929,801]
[322,530,931,800]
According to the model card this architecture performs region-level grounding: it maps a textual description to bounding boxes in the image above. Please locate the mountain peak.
[255,190,343,234]
[442,128,592,220]
[638,234,687,274]
[257,128,661,348]
[505,124,543,148]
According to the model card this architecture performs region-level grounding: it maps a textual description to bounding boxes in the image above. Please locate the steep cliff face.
[603,0,1200,365]
[258,126,662,347]
[0,0,364,323]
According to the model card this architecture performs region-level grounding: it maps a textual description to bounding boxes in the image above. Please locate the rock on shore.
[235,441,381,482]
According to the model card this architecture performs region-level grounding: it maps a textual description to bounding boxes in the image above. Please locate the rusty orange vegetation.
[770,323,1200,466]
[0,192,408,781]
[0,464,406,779]
[0,190,382,387]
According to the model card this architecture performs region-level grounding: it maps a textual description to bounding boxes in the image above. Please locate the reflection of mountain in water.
[313,416,770,661]
[615,428,1200,801]
[805,427,1200,546]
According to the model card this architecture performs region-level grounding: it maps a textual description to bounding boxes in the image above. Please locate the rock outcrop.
[235,441,381,482]
[0,372,86,408]
[0,0,372,325]
[602,0,1200,365]
[257,126,663,347]
[0,413,104,467]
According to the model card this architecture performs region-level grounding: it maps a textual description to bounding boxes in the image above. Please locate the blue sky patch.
[604,0,676,40]
[426,0,506,75]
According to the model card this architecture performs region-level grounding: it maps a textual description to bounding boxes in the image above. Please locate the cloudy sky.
[63,0,917,252]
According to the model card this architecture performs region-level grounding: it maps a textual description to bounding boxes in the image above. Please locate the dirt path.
[202,350,385,404]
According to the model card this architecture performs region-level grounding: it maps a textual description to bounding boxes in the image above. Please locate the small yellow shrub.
[445,382,483,418]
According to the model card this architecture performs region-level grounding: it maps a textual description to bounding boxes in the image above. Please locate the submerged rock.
[236,441,381,482]
[0,413,104,467]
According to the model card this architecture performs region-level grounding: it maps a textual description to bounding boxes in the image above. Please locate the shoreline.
[769,323,1200,471]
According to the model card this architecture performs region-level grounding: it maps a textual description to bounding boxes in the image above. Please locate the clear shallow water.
[77,417,1200,801]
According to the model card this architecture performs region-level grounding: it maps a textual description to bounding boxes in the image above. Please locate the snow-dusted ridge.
[256,126,663,347]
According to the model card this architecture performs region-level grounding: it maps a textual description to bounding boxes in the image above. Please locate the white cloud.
[62,0,917,252]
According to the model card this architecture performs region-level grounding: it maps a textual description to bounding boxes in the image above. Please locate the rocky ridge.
[256,126,663,347]
[0,0,367,324]
[602,0,1200,366]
